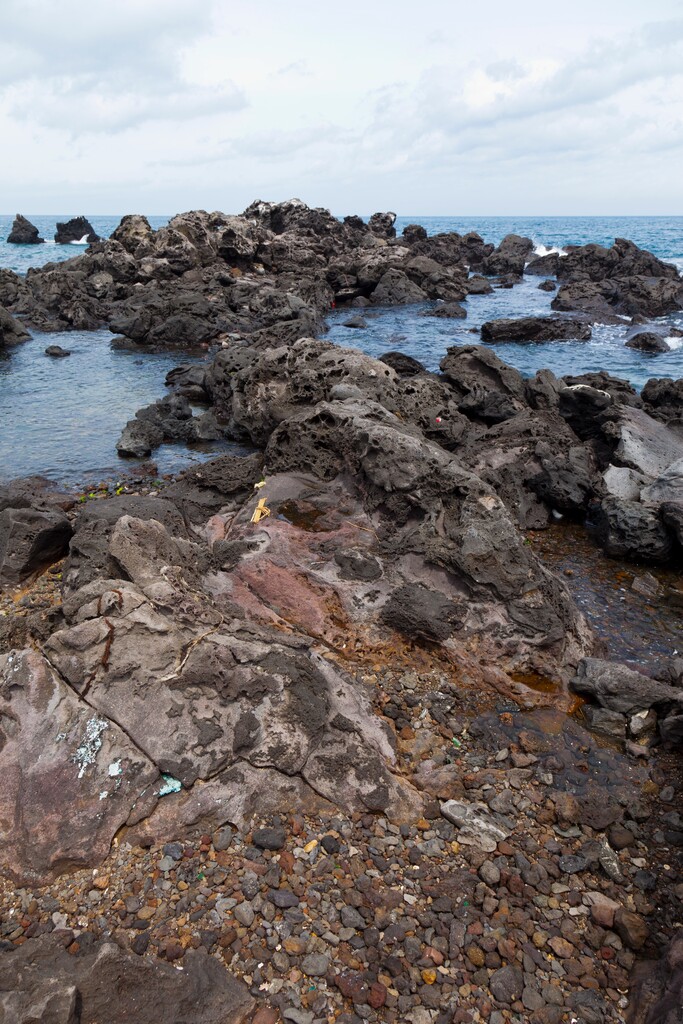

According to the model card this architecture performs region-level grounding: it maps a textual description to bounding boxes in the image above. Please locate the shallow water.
[530,523,683,665]
[326,278,683,390]
[0,331,241,487]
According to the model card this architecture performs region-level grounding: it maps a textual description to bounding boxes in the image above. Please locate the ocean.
[1,212,681,485]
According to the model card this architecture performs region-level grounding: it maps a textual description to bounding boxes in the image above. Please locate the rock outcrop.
[7,214,44,244]
[54,216,101,244]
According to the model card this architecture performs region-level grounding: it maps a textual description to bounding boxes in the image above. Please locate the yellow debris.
[250,497,271,524]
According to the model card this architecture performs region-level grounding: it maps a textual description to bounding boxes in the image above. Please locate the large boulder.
[0,306,30,347]
[0,933,254,1024]
[0,648,160,885]
[591,496,672,563]
[0,507,72,585]
[481,316,592,344]
[625,331,671,353]
[440,345,528,423]
[54,216,101,244]
[7,214,44,244]
[481,234,534,276]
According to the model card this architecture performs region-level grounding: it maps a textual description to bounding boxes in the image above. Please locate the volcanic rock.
[7,214,44,244]
[54,216,101,245]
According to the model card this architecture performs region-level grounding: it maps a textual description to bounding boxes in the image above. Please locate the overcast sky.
[1,0,682,216]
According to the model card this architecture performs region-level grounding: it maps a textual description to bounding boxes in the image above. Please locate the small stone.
[548,936,574,959]
[489,965,523,1004]
[234,902,255,926]
[253,827,286,850]
[660,786,675,803]
[301,953,330,977]
[158,856,175,872]
[558,855,587,874]
[162,842,183,861]
[341,906,365,929]
[321,835,340,854]
[614,908,649,950]
[479,861,501,886]
[608,824,635,850]
[214,826,234,851]
[466,944,485,968]
[421,969,437,985]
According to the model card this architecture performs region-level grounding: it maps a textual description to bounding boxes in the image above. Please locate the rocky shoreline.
[0,201,682,1023]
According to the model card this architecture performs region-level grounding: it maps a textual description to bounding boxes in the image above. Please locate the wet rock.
[625,331,671,354]
[422,302,467,319]
[0,306,30,347]
[54,216,101,245]
[45,345,71,357]
[591,497,672,564]
[573,659,683,715]
[482,234,534,276]
[342,316,367,329]
[7,215,45,244]
[627,929,683,1024]
[481,316,591,344]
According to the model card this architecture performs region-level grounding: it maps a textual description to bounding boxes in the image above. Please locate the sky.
[0,0,682,216]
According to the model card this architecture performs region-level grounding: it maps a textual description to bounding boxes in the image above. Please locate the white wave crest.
[69,234,89,245]
[665,336,683,350]
[533,244,567,258]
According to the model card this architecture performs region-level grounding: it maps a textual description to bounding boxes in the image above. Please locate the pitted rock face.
[0,648,159,885]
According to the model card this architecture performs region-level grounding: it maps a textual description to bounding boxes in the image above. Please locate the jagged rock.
[591,496,672,563]
[421,301,467,319]
[481,316,592,344]
[7,214,44,244]
[642,377,683,425]
[627,929,683,1024]
[0,507,72,584]
[482,234,534,276]
[54,216,101,244]
[402,223,428,244]
[0,933,254,1024]
[625,331,671,353]
[602,466,649,501]
[116,393,202,457]
[641,459,683,504]
[440,345,527,423]
[572,658,683,715]
[0,306,30,347]
[0,648,159,885]
[44,517,423,823]
[371,269,427,305]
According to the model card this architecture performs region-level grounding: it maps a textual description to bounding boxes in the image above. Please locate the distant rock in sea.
[54,216,101,245]
[7,214,44,244]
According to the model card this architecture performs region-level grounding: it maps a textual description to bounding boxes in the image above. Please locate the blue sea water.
[0,212,682,484]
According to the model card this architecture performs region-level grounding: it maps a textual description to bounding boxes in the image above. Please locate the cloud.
[0,0,244,132]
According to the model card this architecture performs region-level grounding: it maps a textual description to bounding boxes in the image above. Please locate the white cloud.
[0,0,681,213]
